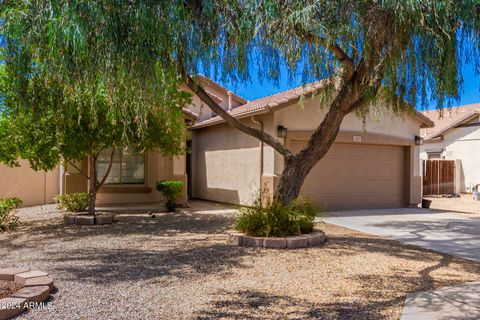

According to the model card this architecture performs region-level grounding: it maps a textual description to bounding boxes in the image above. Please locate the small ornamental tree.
[0,63,191,216]
[2,1,479,208]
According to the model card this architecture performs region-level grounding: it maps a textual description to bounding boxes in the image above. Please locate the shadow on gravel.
[195,289,404,320]
[42,243,252,283]
[0,211,235,250]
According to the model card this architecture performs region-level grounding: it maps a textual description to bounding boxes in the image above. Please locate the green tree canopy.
[1,1,479,205]
[2,1,478,110]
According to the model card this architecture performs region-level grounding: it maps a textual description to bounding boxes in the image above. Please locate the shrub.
[156,180,184,212]
[0,197,22,231]
[235,196,318,237]
[54,192,89,212]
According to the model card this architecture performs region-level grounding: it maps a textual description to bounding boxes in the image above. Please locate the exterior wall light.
[277,125,288,138]
[415,135,423,146]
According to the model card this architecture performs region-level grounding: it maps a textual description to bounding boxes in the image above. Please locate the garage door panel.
[291,141,405,210]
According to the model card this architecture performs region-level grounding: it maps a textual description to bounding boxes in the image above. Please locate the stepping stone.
[11,286,50,303]
[0,268,30,281]
[0,297,26,320]
[14,271,48,286]
[23,276,54,291]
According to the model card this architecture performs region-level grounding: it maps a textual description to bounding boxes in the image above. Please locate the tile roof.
[194,75,248,104]
[192,80,329,128]
[182,107,198,119]
[421,103,480,139]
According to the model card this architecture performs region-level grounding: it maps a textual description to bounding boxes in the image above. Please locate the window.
[97,148,145,185]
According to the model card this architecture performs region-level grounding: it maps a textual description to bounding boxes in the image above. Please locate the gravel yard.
[425,194,480,217]
[0,280,19,299]
[1,204,479,320]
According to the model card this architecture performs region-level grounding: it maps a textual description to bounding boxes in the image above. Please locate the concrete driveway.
[319,208,480,262]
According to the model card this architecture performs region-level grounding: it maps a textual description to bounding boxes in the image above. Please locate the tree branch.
[185,75,294,159]
[96,147,115,188]
[293,28,356,81]
[329,43,356,81]
[64,159,89,179]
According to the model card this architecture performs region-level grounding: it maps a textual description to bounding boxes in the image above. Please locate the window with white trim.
[97,148,145,185]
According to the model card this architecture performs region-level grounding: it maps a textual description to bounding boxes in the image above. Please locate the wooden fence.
[422,160,455,196]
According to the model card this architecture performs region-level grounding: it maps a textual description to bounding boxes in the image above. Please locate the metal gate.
[422,160,455,195]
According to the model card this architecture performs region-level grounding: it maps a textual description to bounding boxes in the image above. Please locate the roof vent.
[459,107,466,113]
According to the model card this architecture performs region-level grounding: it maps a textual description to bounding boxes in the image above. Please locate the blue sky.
[203,62,480,111]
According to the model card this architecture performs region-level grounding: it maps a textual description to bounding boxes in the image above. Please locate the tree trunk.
[274,159,312,205]
[88,155,97,216]
[274,85,361,205]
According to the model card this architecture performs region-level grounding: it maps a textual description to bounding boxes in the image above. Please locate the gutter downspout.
[251,116,264,195]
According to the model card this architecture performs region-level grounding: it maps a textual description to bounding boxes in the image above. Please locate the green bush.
[0,197,22,231]
[235,196,318,237]
[54,192,89,212]
[156,180,184,212]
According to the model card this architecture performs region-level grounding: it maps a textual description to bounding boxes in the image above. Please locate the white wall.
[421,125,480,192]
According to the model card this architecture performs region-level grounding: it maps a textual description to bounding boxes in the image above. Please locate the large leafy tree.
[1,1,479,206]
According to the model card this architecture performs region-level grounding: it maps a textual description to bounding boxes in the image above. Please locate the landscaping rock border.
[63,212,114,225]
[0,268,54,320]
[227,229,326,249]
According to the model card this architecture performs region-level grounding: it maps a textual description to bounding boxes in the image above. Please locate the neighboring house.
[420,103,480,193]
[190,80,434,211]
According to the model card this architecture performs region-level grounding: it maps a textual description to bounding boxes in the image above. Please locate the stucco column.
[406,145,422,207]
[172,155,188,205]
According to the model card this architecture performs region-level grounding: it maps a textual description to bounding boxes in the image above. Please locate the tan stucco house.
[1,76,434,210]
[0,76,244,207]
[420,103,480,193]
[190,80,434,210]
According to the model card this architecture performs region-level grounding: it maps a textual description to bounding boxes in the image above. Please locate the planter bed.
[63,212,114,225]
[227,229,326,249]
[0,268,54,320]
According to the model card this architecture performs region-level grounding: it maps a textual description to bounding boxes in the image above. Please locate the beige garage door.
[291,141,405,210]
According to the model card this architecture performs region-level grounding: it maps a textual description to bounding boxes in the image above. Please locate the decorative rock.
[287,236,308,249]
[95,213,114,225]
[11,286,50,303]
[0,268,30,281]
[0,297,26,320]
[14,271,48,286]
[242,236,264,247]
[23,276,54,291]
[75,215,95,225]
[263,238,287,249]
